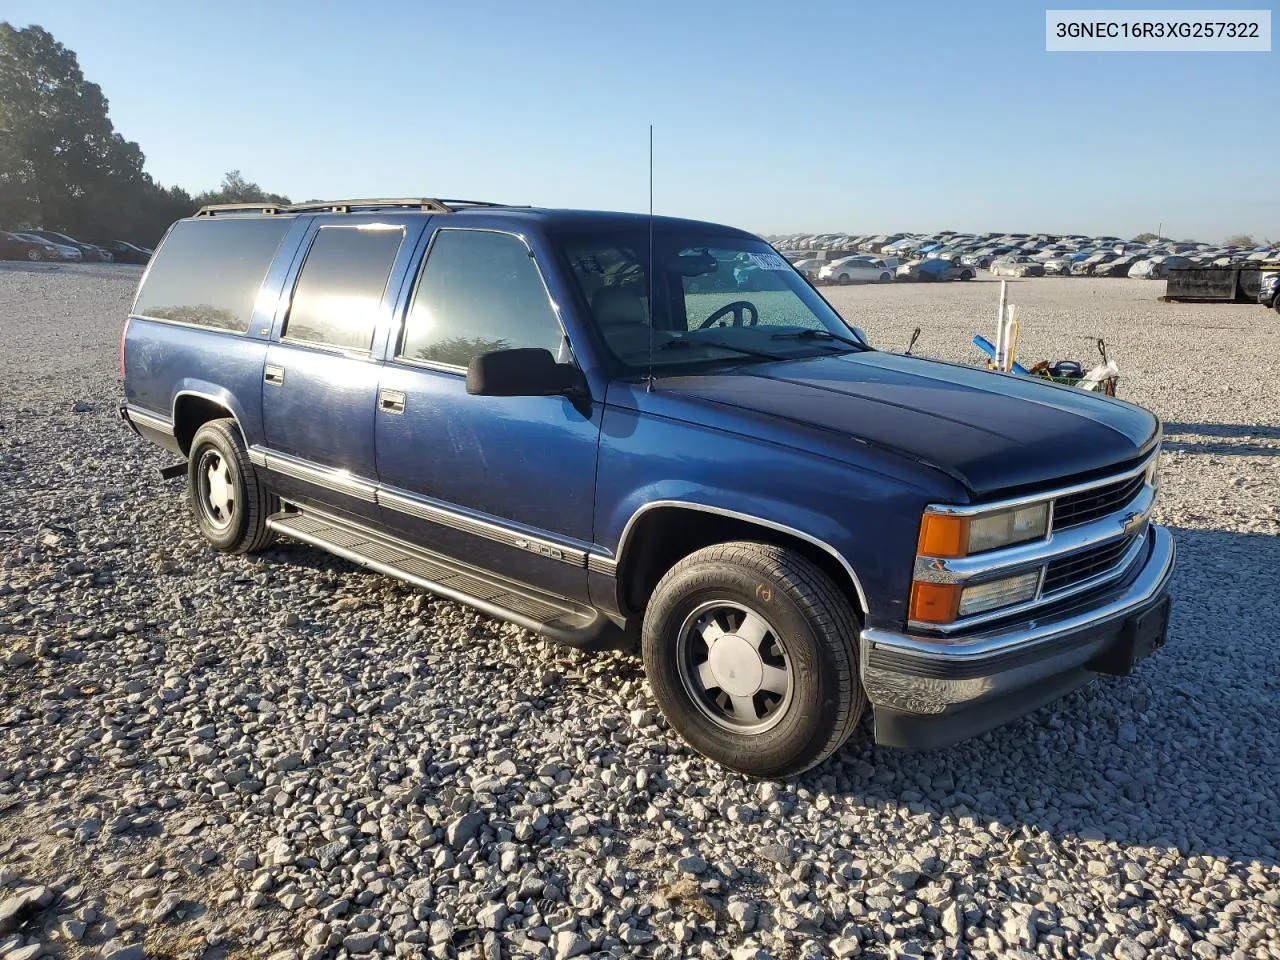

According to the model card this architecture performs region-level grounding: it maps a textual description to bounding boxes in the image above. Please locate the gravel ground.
[0,262,1277,960]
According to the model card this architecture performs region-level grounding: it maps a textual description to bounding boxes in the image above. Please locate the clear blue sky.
[6,0,1276,241]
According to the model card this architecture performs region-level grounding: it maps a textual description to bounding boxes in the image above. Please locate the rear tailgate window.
[132,218,292,332]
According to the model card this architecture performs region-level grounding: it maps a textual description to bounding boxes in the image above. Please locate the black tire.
[26,249,41,262]
[961,269,974,281]
[836,274,850,285]
[879,272,892,282]
[186,418,276,553]
[641,541,864,778]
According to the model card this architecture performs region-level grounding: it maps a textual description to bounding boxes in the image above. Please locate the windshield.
[559,233,866,372]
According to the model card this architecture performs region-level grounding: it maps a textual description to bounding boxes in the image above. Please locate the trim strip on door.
[248,445,378,503]
[248,444,591,568]
[376,486,588,567]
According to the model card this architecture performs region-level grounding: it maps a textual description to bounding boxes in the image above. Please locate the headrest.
[591,285,647,326]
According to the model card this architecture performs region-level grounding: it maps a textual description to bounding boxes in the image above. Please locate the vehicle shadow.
[806,525,1279,864]
[1163,421,1280,439]
[0,261,65,275]
[1163,440,1278,456]
[1162,421,1280,457]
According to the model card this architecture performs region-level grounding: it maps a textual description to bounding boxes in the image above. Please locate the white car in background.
[790,258,827,281]
[818,256,895,284]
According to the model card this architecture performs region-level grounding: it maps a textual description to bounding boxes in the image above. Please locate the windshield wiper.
[770,328,869,351]
[658,337,785,361]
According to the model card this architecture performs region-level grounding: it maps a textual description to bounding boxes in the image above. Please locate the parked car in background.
[11,232,82,261]
[1095,256,1139,278]
[897,258,975,281]
[27,229,113,262]
[790,257,826,281]
[819,256,894,284]
[1044,252,1088,275]
[1070,252,1119,276]
[99,240,154,264]
[1128,256,1191,279]
[964,246,1015,269]
[990,255,1045,278]
[852,254,899,269]
[0,230,61,262]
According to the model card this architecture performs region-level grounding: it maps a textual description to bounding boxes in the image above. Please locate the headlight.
[909,501,1051,625]
[917,502,1049,558]
[958,571,1041,616]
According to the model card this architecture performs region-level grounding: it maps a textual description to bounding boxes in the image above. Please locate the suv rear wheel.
[187,419,276,553]
[641,541,864,777]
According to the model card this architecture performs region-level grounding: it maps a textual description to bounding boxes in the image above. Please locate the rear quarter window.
[132,218,293,332]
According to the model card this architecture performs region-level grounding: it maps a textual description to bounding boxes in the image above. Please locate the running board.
[266,509,618,649]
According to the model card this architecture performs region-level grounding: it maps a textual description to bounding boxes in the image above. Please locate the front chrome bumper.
[860,523,1175,749]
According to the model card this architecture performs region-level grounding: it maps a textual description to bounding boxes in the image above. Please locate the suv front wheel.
[642,541,865,778]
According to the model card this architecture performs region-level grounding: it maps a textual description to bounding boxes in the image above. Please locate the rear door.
[260,219,414,523]
[374,225,600,602]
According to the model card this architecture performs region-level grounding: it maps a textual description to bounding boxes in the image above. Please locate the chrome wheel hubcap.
[198,449,235,530]
[677,601,792,733]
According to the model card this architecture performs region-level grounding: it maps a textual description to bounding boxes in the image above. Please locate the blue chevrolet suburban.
[120,198,1175,777]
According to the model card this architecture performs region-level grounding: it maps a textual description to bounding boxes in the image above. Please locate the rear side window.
[283,225,405,352]
[132,218,292,332]
[399,229,562,367]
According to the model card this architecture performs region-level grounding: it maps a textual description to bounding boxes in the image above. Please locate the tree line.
[0,22,289,247]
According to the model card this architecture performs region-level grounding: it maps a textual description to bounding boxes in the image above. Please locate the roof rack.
[194,198,517,217]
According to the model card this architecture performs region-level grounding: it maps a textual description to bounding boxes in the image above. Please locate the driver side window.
[400,229,564,368]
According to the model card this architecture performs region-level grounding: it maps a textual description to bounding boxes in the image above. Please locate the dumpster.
[1163,264,1266,302]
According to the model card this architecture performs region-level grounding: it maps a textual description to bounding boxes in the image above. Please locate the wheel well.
[617,507,865,621]
[172,395,239,456]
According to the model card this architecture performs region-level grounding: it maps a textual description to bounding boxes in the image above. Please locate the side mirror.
[466,348,580,398]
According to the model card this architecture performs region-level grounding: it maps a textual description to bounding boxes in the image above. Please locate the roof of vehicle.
[190,199,758,240]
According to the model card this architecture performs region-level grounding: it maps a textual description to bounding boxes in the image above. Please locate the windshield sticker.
[746,252,790,271]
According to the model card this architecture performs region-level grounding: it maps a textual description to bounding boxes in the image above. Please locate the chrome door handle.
[264,365,285,386]
[378,389,406,414]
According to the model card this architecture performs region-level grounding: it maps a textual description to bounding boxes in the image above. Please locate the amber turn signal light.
[917,513,968,558]
[908,581,962,624]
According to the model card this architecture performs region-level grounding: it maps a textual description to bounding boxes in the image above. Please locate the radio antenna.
[646,123,655,393]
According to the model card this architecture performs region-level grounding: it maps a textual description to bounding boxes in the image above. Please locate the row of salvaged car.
[789,255,978,283]
[776,231,1280,282]
[0,229,154,264]
[794,251,1201,283]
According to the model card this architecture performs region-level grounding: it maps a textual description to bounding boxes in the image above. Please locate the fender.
[603,494,870,614]
[171,382,254,447]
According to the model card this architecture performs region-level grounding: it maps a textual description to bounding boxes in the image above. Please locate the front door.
[374,227,600,602]
[260,221,409,523]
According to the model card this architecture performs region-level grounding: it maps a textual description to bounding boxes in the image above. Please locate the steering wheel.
[698,300,759,329]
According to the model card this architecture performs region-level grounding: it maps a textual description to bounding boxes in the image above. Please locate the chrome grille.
[1054,472,1145,530]
[1043,536,1135,594]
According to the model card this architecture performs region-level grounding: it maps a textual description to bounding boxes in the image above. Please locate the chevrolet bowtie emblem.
[1121,511,1145,537]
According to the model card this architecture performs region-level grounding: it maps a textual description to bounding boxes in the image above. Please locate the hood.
[657,351,1159,498]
